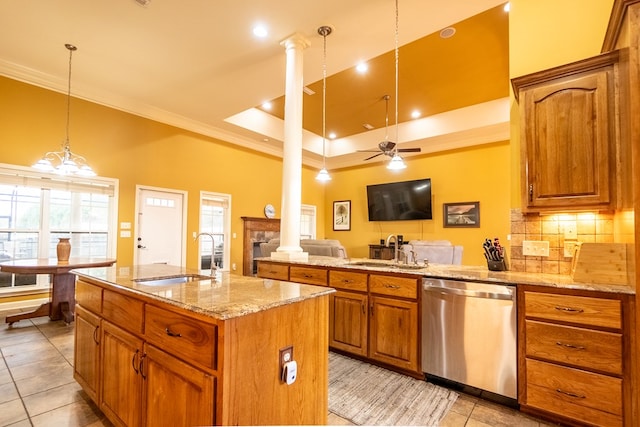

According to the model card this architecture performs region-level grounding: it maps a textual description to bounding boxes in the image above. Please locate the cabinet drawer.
[526,359,622,425]
[76,280,102,314]
[525,320,622,375]
[102,289,144,334]
[145,304,217,371]
[257,262,289,280]
[329,270,367,292]
[369,274,417,299]
[289,266,328,286]
[524,291,621,329]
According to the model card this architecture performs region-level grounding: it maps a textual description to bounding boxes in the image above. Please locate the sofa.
[260,239,348,258]
[400,240,463,265]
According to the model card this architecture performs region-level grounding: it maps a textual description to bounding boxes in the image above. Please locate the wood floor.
[0,304,556,427]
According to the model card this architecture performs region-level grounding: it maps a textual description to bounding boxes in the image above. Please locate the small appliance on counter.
[483,238,508,271]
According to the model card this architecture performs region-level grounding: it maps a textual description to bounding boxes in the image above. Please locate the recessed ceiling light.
[253,25,268,38]
[262,101,272,110]
[411,110,421,119]
[503,2,510,12]
[329,132,336,139]
[356,62,368,73]
[439,27,456,39]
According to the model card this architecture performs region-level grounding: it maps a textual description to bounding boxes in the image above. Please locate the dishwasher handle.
[422,281,514,301]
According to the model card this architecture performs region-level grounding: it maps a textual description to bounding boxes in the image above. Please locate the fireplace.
[241,217,280,276]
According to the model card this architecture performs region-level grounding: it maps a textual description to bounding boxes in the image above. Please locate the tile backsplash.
[509,208,635,274]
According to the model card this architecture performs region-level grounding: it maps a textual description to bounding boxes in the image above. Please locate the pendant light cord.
[322,29,327,168]
[394,0,399,152]
[64,44,77,150]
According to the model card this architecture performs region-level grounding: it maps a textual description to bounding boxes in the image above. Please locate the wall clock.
[264,204,276,218]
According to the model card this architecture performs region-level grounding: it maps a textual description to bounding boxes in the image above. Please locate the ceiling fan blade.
[397,148,421,153]
[357,149,383,153]
[364,152,384,161]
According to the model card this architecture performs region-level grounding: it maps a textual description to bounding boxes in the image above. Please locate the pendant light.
[32,44,96,177]
[387,0,407,171]
[316,26,332,182]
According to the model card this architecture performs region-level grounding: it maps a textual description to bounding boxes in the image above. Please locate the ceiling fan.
[359,95,421,161]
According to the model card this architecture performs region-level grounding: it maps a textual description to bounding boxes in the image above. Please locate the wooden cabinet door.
[100,321,144,427]
[74,305,101,404]
[329,291,368,356]
[514,53,618,212]
[141,344,215,427]
[369,296,418,372]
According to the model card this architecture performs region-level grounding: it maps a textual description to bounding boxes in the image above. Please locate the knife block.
[487,254,508,271]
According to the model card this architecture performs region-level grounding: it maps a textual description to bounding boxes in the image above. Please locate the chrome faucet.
[195,232,217,275]
[385,234,399,264]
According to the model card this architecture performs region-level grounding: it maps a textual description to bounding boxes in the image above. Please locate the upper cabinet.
[512,51,619,212]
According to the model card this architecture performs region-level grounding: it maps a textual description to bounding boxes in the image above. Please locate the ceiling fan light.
[316,168,332,182]
[387,154,406,170]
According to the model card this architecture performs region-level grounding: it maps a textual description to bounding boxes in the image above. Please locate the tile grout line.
[0,319,36,427]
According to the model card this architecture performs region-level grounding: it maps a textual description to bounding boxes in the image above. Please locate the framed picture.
[443,201,480,228]
[333,200,351,231]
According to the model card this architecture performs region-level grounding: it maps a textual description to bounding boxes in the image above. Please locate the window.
[199,192,231,270]
[300,204,317,240]
[0,164,118,292]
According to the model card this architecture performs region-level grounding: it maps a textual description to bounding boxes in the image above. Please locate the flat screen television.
[367,178,432,221]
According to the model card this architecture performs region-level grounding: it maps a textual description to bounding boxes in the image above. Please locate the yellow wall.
[323,141,511,265]
[0,76,326,270]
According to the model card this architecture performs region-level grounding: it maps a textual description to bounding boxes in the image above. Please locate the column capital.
[279,32,311,50]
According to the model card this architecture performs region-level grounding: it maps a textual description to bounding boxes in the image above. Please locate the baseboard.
[0,297,48,311]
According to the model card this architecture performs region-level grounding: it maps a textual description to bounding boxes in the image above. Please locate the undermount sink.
[348,261,426,270]
[133,274,212,286]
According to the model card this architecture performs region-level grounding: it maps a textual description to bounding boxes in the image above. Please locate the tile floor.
[1,305,555,427]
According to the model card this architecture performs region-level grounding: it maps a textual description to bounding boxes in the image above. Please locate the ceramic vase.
[56,237,71,263]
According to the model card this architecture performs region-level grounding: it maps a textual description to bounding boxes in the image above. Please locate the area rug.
[328,352,458,426]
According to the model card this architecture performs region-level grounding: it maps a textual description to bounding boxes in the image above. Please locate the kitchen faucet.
[195,232,218,276]
[385,234,399,264]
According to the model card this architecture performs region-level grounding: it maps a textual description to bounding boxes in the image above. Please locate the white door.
[135,187,186,266]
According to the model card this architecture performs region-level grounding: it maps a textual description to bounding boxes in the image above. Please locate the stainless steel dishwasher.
[422,278,517,399]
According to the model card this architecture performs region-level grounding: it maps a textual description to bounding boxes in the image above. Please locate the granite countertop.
[72,264,335,320]
[257,256,635,295]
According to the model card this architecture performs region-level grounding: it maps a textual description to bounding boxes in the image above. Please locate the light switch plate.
[522,240,550,257]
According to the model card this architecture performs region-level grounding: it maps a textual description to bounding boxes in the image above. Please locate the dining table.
[1,257,116,325]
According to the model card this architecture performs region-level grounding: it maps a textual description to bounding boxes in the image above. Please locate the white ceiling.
[0,0,509,170]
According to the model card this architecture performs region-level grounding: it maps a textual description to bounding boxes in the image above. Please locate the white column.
[272,33,309,262]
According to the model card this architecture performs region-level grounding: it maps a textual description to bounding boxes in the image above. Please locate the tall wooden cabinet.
[512,51,619,212]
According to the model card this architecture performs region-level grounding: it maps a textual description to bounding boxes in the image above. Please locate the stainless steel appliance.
[422,278,517,399]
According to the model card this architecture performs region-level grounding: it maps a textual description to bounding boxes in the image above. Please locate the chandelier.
[32,44,96,177]
[316,26,332,182]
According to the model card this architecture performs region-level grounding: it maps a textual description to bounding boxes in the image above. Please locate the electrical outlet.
[232,263,237,271]
[564,241,579,258]
[522,240,550,257]
[279,346,293,373]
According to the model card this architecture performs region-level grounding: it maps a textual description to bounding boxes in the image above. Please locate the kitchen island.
[71,264,334,426]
